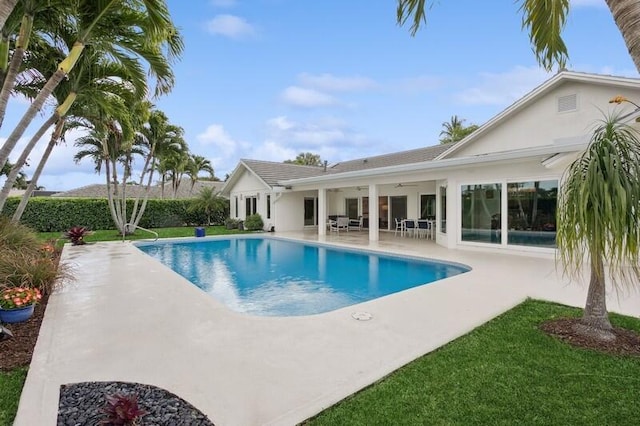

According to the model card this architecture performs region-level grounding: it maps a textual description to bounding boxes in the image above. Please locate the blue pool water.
[137,237,470,317]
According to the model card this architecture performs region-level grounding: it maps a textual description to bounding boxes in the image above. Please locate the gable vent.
[558,94,577,112]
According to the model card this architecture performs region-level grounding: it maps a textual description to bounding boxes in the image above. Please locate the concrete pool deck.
[15,232,640,426]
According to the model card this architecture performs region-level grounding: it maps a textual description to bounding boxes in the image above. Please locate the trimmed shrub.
[1,197,230,232]
[244,214,264,231]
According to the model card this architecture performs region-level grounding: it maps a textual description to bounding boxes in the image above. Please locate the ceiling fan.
[395,183,418,188]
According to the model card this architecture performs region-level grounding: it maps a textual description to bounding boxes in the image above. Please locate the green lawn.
[305,300,640,425]
[0,368,27,426]
[37,225,248,243]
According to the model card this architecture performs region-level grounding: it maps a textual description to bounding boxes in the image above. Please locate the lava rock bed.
[58,381,214,425]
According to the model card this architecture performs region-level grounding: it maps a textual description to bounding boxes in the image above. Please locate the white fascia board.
[278,142,587,187]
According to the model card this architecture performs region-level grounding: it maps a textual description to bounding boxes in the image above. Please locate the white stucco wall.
[450,81,640,158]
[273,191,317,232]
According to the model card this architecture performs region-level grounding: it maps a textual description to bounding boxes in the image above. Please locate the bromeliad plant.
[100,393,147,426]
[0,287,42,310]
[63,226,93,245]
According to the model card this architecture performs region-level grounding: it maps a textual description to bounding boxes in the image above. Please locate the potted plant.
[0,286,42,323]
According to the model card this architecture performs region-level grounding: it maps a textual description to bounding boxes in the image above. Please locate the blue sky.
[2,0,638,190]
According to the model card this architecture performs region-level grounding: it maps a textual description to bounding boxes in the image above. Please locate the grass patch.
[37,225,248,244]
[305,300,640,425]
[0,368,27,426]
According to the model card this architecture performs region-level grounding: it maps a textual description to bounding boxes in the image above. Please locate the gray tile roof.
[328,143,455,173]
[240,143,456,186]
[53,180,222,199]
[240,159,329,186]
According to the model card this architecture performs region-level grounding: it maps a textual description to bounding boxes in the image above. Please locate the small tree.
[284,152,323,166]
[188,187,227,225]
[557,109,640,341]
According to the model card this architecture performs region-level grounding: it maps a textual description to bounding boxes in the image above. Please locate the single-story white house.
[220,71,640,255]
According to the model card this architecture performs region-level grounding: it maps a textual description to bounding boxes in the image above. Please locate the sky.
[1,0,638,191]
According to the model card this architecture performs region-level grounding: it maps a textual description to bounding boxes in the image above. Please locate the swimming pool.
[137,237,470,316]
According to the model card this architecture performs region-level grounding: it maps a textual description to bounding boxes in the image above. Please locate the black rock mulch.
[58,381,215,425]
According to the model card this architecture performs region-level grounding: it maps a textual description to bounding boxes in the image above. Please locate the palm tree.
[186,154,215,194]
[439,115,478,144]
[0,0,72,128]
[0,41,147,212]
[188,186,227,225]
[557,112,640,340]
[397,1,640,73]
[0,0,19,34]
[0,0,183,172]
[127,108,184,230]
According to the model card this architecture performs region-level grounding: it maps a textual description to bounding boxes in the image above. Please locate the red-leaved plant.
[100,393,147,425]
[63,226,93,246]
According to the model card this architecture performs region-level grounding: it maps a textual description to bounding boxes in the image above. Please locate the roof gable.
[437,71,640,159]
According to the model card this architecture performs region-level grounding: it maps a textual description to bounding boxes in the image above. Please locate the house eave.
[278,142,587,187]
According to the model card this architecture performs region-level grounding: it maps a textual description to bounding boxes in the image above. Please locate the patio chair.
[330,216,349,234]
[417,220,430,239]
[348,216,363,231]
[404,219,416,238]
[394,218,404,236]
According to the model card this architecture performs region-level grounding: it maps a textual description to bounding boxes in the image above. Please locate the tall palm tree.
[0,0,19,34]
[186,154,214,194]
[0,0,183,172]
[0,0,72,128]
[0,42,147,212]
[127,107,183,230]
[439,115,478,144]
[397,0,640,73]
[557,112,640,340]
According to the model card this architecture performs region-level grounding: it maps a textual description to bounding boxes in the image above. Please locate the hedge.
[1,197,230,232]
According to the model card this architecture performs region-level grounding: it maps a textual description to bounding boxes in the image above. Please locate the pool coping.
[15,232,640,425]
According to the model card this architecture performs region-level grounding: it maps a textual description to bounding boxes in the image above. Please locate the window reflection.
[507,180,557,248]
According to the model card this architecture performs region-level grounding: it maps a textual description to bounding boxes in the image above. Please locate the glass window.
[266,195,271,219]
[304,197,316,226]
[245,197,257,216]
[440,186,447,234]
[345,198,358,219]
[507,180,557,248]
[390,196,407,223]
[461,183,502,244]
[378,196,389,229]
[420,194,436,220]
[234,196,238,218]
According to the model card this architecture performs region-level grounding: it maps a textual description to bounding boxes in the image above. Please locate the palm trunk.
[0,42,84,171]
[0,113,56,212]
[0,0,18,34]
[607,0,640,73]
[130,156,156,230]
[12,119,65,222]
[105,159,123,234]
[0,13,33,128]
[579,254,614,338]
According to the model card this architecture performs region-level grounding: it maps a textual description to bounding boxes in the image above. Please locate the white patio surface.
[15,231,640,426]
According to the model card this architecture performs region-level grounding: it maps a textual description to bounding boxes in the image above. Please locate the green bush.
[1,197,229,232]
[244,214,264,231]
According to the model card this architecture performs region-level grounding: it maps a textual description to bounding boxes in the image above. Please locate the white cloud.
[197,124,241,154]
[571,0,605,7]
[297,73,377,92]
[455,66,552,106]
[210,0,237,7]
[280,86,338,108]
[206,15,256,39]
